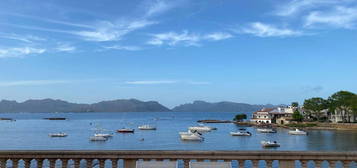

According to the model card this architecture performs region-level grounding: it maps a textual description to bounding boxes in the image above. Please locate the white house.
[251,108,274,124]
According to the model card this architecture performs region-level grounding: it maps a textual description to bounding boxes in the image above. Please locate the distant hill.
[0,99,170,113]
[172,100,275,112]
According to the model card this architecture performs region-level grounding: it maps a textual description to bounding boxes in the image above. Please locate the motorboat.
[188,126,216,132]
[288,129,307,135]
[261,141,280,148]
[257,128,277,133]
[94,133,113,138]
[180,133,204,141]
[138,125,156,130]
[49,133,67,137]
[90,136,107,141]
[117,128,135,133]
[230,131,252,136]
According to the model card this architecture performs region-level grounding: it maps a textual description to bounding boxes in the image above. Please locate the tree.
[328,91,356,122]
[303,97,328,121]
[291,102,299,107]
[292,109,303,122]
[233,114,247,122]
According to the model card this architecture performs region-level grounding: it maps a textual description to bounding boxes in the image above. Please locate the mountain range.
[0,98,274,113]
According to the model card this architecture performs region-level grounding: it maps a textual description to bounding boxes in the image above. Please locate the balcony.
[0,150,356,168]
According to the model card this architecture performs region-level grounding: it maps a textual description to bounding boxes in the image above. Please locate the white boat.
[180,133,204,141]
[261,141,280,147]
[94,133,113,138]
[90,136,107,141]
[188,126,216,132]
[230,131,252,136]
[49,133,67,137]
[138,125,156,130]
[257,128,277,133]
[288,129,307,135]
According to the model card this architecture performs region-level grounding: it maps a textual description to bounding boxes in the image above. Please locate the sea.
[0,112,356,167]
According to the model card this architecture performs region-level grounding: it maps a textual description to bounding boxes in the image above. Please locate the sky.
[0,0,357,108]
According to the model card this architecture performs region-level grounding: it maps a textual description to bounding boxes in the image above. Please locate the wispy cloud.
[148,31,232,46]
[305,6,357,29]
[125,80,177,85]
[55,43,76,52]
[145,0,174,17]
[0,80,72,87]
[274,0,348,16]
[103,45,142,51]
[0,47,46,58]
[239,22,302,37]
[0,33,46,43]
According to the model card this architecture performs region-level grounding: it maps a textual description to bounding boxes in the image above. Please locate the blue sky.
[0,0,357,107]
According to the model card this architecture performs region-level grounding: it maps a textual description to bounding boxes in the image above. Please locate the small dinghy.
[49,133,67,137]
[288,129,307,135]
[90,136,107,141]
[138,125,156,130]
[261,141,280,148]
[230,131,252,136]
[94,133,113,138]
[117,128,135,133]
[257,128,277,133]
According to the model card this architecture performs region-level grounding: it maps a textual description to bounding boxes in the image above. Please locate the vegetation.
[291,102,299,107]
[303,97,328,121]
[233,113,247,121]
[292,109,304,122]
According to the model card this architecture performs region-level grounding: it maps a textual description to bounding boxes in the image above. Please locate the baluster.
[36,159,44,168]
[0,159,6,168]
[280,160,295,168]
[12,159,19,168]
[328,161,336,168]
[342,161,350,168]
[301,160,308,168]
[49,159,56,168]
[238,160,245,168]
[111,159,118,168]
[315,160,323,168]
[183,159,190,168]
[74,159,81,168]
[266,160,273,168]
[99,159,105,168]
[124,159,136,168]
[61,159,69,168]
[252,160,259,168]
[24,159,32,168]
[86,159,93,168]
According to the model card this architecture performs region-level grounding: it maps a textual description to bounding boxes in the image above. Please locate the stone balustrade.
[0,150,356,168]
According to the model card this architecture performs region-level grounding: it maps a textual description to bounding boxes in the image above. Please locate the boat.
[288,129,307,135]
[90,136,107,141]
[117,128,135,133]
[230,131,252,136]
[261,141,280,148]
[138,125,156,130]
[94,133,113,138]
[49,133,67,137]
[188,126,216,132]
[238,128,247,131]
[257,128,277,133]
[180,133,204,141]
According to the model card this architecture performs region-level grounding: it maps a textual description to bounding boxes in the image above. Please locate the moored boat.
[230,131,252,136]
[94,133,113,138]
[138,125,156,130]
[288,129,307,135]
[90,136,107,141]
[261,141,280,148]
[257,128,277,133]
[180,133,204,141]
[49,133,67,137]
[188,125,216,132]
[117,128,135,133]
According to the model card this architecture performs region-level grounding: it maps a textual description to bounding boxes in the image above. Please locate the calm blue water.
[0,112,357,151]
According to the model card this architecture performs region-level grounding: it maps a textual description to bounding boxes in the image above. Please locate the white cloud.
[204,32,233,41]
[74,20,156,42]
[0,80,71,87]
[0,33,45,43]
[275,0,349,16]
[103,45,142,51]
[240,22,302,37]
[148,31,232,46]
[305,6,357,29]
[145,0,173,17]
[56,44,76,52]
[125,80,177,85]
[0,47,46,58]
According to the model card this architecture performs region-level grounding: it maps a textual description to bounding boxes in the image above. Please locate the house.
[250,108,274,124]
[330,109,357,123]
